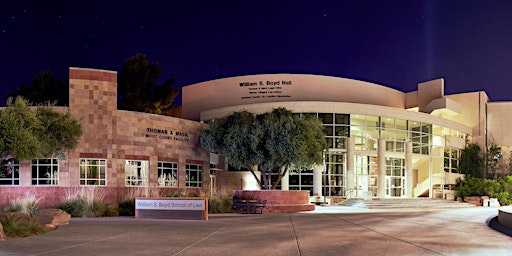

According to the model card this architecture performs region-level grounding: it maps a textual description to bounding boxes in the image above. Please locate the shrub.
[118,198,135,216]
[208,194,233,213]
[496,192,512,206]
[59,187,109,217]
[3,192,41,217]
[0,214,46,238]
[456,175,512,205]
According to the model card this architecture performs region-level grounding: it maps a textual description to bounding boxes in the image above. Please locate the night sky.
[2,1,512,106]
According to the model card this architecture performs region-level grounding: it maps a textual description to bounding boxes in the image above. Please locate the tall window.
[32,158,59,185]
[0,159,19,186]
[157,162,178,187]
[125,160,149,187]
[80,159,107,186]
[444,149,460,173]
[325,152,345,196]
[410,122,432,155]
[186,164,202,187]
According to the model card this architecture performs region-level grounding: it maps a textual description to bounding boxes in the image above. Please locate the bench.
[233,198,267,214]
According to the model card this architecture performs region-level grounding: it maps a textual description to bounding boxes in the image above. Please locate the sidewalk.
[0,206,510,256]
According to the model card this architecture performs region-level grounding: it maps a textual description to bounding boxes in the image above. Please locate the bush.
[208,194,233,213]
[0,214,46,238]
[59,187,109,217]
[496,192,512,206]
[3,192,41,217]
[457,175,512,205]
[118,199,135,216]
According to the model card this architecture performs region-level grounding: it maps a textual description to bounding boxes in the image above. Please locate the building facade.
[0,68,211,207]
[182,74,499,200]
[1,68,510,206]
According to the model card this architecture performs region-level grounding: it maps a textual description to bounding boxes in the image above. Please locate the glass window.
[289,168,313,195]
[444,148,460,173]
[381,117,394,128]
[80,159,107,186]
[319,113,334,124]
[158,162,178,187]
[0,159,19,186]
[366,116,380,127]
[125,160,149,187]
[32,158,59,185]
[335,114,349,125]
[350,115,366,126]
[186,164,203,187]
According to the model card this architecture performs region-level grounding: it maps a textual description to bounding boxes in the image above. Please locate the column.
[377,139,386,198]
[405,141,413,197]
[346,137,355,198]
[280,167,289,190]
[313,165,323,196]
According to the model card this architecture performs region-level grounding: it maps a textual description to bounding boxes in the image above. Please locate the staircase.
[338,198,475,209]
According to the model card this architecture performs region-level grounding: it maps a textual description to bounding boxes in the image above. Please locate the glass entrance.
[385,177,405,197]
[354,155,377,198]
[385,157,406,197]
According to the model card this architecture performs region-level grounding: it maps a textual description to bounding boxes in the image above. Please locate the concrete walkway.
[0,206,510,256]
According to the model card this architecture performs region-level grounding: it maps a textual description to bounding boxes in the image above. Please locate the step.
[338,198,475,209]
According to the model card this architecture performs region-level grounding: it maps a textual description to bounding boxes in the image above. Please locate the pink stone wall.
[1,68,210,208]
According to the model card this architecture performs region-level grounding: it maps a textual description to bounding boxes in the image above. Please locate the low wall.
[0,187,200,208]
[233,190,315,212]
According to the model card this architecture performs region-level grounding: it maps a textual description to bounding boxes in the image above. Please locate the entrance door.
[385,176,404,197]
[356,175,369,198]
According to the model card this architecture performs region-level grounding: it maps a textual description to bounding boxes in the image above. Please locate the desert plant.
[208,193,233,213]
[0,214,46,237]
[59,187,109,217]
[5,192,41,217]
[123,187,163,201]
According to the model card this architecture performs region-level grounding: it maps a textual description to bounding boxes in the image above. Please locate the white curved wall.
[182,74,406,121]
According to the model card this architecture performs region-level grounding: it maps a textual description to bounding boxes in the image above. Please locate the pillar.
[313,165,323,196]
[346,137,355,198]
[405,141,413,197]
[280,167,289,190]
[377,139,386,198]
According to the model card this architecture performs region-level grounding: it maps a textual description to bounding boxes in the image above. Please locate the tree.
[458,143,483,178]
[118,53,179,116]
[8,70,68,106]
[0,96,82,165]
[485,143,509,180]
[201,108,327,189]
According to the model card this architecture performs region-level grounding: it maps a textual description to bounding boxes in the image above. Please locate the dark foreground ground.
[0,207,510,256]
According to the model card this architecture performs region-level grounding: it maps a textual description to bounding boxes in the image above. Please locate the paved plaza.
[0,206,510,256]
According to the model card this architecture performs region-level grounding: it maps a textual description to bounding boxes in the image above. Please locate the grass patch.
[0,214,47,238]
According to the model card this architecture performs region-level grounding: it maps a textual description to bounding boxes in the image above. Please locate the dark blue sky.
[2,1,512,106]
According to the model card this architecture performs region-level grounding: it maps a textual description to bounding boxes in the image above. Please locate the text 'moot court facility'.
[1,67,511,206]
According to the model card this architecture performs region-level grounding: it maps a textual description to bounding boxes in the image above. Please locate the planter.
[233,190,315,212]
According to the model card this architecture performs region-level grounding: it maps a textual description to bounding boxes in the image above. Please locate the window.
[125,160,149,187]
[157,162,178,187]
[289,168,314,195]
[186,164,202,187]
[0,159,19,185]
[80,159,107,186]
[32,159,59,185]
[444,148,460,173]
